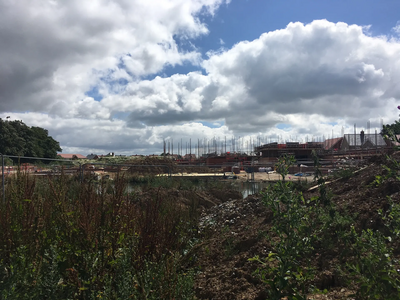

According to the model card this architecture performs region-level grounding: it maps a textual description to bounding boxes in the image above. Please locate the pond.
[122,177,270,199]
[237,181,270,198]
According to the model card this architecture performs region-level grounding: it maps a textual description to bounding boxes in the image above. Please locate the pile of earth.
[191,152,400,299]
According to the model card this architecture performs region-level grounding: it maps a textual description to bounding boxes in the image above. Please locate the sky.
[1,0,400,156]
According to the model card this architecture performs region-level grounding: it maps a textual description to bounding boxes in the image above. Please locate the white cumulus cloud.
[2,12,400,154]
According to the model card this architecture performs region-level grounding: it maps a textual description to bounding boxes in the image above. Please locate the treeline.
[0,118,61,159]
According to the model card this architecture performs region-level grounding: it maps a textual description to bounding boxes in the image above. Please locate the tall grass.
[0,171,198,299]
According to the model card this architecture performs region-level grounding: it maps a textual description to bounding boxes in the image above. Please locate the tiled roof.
[323,137,343,150]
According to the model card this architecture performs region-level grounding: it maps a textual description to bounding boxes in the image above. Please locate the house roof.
[323,137,343,150]
[58,154,87,159]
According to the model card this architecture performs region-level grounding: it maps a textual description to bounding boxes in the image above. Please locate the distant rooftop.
[58,154,87,159]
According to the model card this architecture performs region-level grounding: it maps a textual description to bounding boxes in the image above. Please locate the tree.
[382,120,400,137]
[0,118,62,159]
[381,106,400,149]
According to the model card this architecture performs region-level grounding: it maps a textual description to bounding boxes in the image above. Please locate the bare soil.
[191,153,400,300]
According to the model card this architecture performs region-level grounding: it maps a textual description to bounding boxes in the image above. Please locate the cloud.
[393,21,400,35]
[0,0,228,114]
[7,112,232,155]
[201,20,400,132]
[104,20,400,135]
[2,12,400,154]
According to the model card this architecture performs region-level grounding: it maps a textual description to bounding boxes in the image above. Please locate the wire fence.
[0,154,79,203]
[0,154,249,203]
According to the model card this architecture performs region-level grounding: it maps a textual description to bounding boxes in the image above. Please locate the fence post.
[1,154,4,203]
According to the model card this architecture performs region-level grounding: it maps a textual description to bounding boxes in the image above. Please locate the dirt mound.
[195,195,271,299]
[192,153,400,299]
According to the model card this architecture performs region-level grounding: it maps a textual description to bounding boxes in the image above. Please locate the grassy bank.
[0,172,206,299]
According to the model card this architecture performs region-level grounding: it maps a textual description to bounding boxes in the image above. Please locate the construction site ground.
[189,153,400,299]
[159,171,313,182]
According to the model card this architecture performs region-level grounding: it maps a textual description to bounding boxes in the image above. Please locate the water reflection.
[124,179,269,199]
[238,181,269,198]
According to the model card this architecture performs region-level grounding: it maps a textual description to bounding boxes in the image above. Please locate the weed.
[223,237,238,258]
[251,177,316,298]
[312,150,332,207]
[275,154,296,181]
[0,170,200,299]
[379,197,400,238]
[371,155,400,187]
[346,228,400,299]
[332,168,356,180]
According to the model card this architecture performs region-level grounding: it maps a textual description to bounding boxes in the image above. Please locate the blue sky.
[222,2,395,47]
[206,0,399,44]
[1,0,400,155]
[166,0,400,76]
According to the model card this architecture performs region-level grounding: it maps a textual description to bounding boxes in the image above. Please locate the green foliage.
[379,197,400,239]
[251,152,400,299]
[346,228,400,299]
[0,172,198,299]
[250,153,322,299]
[382,120,400,142]
[346,195,400,299]
[332,168,355,180]
[381,106,400,146]
[312,150,332,207]
[276,154,296,181]
[1,156,13,166]
[370,155,400,188]
[0,119,61,159]
[251,181,316,299]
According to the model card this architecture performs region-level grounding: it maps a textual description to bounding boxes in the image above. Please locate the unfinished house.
[323,137,344,151]
[341,131,388,151]
[255,142,324,160]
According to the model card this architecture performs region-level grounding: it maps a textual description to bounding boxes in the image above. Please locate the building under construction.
[162,129,393,169]
[255,131,390,161]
